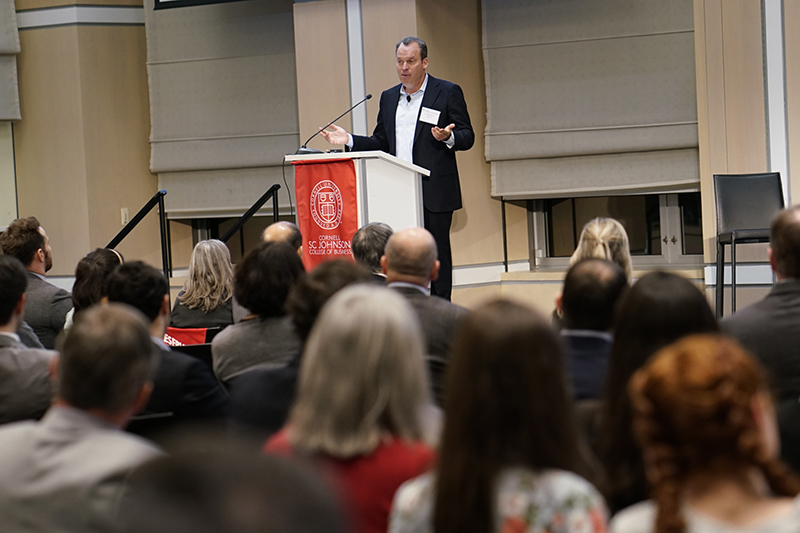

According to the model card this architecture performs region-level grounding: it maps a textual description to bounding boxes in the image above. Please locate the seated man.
[352,222,393,284]
[0,256,56,424]
[556,258,627,400]
[0,304,162,531]
[106,262,229,424]
[0,217,73,348]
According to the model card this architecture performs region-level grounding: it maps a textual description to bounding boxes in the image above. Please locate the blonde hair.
[570,217,633,279]
[288,285,429,459]
[179,240,234,313]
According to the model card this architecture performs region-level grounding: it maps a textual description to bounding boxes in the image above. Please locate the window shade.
[482,0,698,198]
[0,0,20,121]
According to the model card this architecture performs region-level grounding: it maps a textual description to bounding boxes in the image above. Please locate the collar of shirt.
[0,331,21,343]
[387,281,429,295]
[30,271,46,281]
[399,73,429,101]
[560,329,613,343]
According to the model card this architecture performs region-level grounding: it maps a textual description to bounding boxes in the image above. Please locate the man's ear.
[430,260,440,282]
[160,294,170,317]
[132,382,153,415]
[380,255,389,275]
[555,292,563,313]
[769,247,778,274]
[48,354,59,380]
[14,293,26,317]
[36,248,45,264]
[297,245,303,259]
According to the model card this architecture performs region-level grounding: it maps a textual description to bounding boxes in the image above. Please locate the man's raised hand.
[319,124,350,145]
[431,123,455,142]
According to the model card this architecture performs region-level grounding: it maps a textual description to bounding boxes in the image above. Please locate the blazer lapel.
[414,76,442,147]
[385,84,401,154]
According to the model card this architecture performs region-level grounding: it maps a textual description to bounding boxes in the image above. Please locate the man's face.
[396,43,428,93]
[38,227,53,272]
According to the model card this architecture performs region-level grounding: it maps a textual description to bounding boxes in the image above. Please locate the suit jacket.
[141,340,229,421]
[720,280,800,401]
[23,272,73,349]
[351,75,474,213]
[0,406,162,532]
[561,331,613,401]
[0,335,55,425]
[390,285,469,404]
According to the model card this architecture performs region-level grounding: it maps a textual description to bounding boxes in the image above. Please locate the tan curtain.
[483,0,699,199]
[0,0,20,121]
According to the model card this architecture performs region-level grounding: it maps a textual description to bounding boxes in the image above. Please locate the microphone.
[296,94,372,155]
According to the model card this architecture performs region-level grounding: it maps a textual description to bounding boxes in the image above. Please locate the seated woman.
[389,299,607,533]
[170,239,235,329]
[65,247,124,330]
[265,285,434,533]
[599,272,718,515]
[612,335,800,533]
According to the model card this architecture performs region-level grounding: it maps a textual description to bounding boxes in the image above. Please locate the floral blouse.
[389,467,608,533]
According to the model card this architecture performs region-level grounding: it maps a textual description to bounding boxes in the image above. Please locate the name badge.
[419,107,441,125]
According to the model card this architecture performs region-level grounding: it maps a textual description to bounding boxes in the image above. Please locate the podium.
[285,151,429,269]
[286,151,428,229]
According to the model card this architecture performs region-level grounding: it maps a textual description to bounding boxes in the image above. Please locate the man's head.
[0,216,53,274]
[0,255,28,329]
[769,206,800,280]
[351,222,393,274]
[395,36,428,93]
[381,227,439,287]
[58,304,154,419]
[559,258,628,332]
[106,261,169,326]
[262,221,303,258]
[235,241,305,317]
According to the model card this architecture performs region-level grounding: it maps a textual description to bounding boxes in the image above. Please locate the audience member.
[170,239,234,329]
[571,217,633,280]
[382,227,469,405]
[121,443,346,533]
[557,258,628,400]
[65,247,124,330]
[600,271,718,514]
[265,285,434,533]
[228,260,371,441]
[352,222,393,283]
[211,241,304,385]
[106,261,229,424]
[389,299,607,533]
[0,255,55,424]
[611,335,800,533]
[262,220,303,257]
[0,304,162,530]
[720,206,800,402]
[0,216,72,348]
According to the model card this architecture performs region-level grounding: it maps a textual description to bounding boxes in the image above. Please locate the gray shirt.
[210,315,300,384]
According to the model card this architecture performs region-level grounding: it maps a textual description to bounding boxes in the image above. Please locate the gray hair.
[59,304,155,413]
[351,222,393,273]
[179,240,234,313]
[570,217,633,280]
[288,285,429,458]
[396,36,427,60]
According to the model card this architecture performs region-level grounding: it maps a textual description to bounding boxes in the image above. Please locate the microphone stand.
[295,94,372,155]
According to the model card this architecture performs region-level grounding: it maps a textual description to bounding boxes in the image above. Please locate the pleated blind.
[0,0,20,121]
[483,0,699,199]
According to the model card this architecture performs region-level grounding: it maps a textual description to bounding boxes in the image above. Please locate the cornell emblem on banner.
[310,180,343,230]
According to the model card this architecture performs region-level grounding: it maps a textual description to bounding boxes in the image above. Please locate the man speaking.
[321,36,474,301]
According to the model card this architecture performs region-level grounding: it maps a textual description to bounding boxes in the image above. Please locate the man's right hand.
[319,124,350,145]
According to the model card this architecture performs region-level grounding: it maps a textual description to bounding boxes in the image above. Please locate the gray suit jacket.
[720,279,800,401]
[0,335,55,425]
[23,272,73,349]
[0,406,162,532]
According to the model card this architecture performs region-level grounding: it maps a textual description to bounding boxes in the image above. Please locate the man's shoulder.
[25,273,71,301]
[0,343,56,368]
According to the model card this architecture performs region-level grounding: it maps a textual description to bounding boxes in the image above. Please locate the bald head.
[382,227,439,284]
[262,222,302,256]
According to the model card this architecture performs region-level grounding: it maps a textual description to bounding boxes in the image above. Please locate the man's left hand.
[432,123,455,142]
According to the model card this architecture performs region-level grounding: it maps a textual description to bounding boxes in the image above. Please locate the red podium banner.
[294,159,359,270]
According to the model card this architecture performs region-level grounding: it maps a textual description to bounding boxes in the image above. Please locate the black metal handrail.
[106,190,172,277]
[220,184,281,243]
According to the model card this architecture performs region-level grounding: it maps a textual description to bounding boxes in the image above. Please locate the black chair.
[714,172,784,317]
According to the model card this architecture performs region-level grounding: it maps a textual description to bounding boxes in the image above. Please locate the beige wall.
[0,122,16,227]
[14,10,159,275]
[785,0,800,202]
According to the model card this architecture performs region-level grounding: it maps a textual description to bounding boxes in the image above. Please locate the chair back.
[714,173,784,234]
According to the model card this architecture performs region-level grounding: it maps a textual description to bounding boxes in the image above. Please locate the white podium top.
[285,151,430,177]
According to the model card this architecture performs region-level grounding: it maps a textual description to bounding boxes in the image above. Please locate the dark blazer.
[351,75,474,213]
[23,272,73,349]
[0,335,55,425]
[142,341,229,421]
[720,280,800,401]
[561,331,613,400]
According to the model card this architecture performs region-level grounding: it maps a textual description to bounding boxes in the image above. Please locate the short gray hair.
[396,36,427,60]
[59,304,155,413]
[288,285,429,458]
[351,222,393,273]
